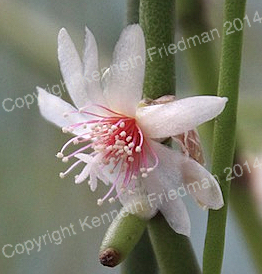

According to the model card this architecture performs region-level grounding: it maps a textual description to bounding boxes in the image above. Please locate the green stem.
[126,0,140,25]
[0,1,58,80]
[121,230,159,274]
[99,208,147,267]
[177,0,218,96]
[140,1,200,273]
[177,0,219,152]
[148,213,201,274]
[230,175,262,273]
[203,0,246,273]
[140,0,176,99]
[123,2,158,273]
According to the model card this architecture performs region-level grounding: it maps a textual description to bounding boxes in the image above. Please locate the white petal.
[83,27,107,106]
[75,153,93,163]
[116,179,158,219]
[89,171,98,191]
[181,157,224,210]
[159,196,191,237]
[103,24,145,116]
[75,164,91,184]
[144,141,191,236]
[75,153,109,187]
[37,87,87,134]
[58,28,90,108]
[137,96,228,138]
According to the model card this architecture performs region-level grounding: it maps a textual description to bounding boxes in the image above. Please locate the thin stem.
[0,1,58,81]
[140,1,200,273]
[177,0,218,96]
[203,0,247,273]
[123,2,158,273]
[121,230,158,274]
[126,0,140,25]
[177,0,219,152]
[148,212,201,274]
[230,168,262,273]
[140,0,176,99]
[99,208,147,267]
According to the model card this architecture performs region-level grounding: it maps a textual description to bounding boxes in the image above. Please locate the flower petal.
[181,157,224,210]
[37,87,87,134]
[103,24,145,117]
[75,163,91,185]
[159,197,191,237]
[75,153,109,188]
[83,27,107,106]
[116,180,158,219]
[58,28,90,108]
[144,141,191,236]
[137,96,228,138]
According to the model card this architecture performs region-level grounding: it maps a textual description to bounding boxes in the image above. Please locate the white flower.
[37,24,227,236]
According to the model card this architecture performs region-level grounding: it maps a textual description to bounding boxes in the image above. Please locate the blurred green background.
[0,0,261,273]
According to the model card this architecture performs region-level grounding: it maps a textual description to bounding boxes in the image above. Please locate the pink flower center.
[57,105,159,205]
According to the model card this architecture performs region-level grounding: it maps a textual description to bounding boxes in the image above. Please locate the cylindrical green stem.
[0,1,58,80]
[148,213,201,274]
[99,208,147,267]
[140,1,200,273]
[177,0,219,152]
[123,2,158,273]
[177,0,218,95]
[121,230,158,274]
[126,0,140,25]
[203,0,246,273]
[230,173,262,273]
[139,0,176,99]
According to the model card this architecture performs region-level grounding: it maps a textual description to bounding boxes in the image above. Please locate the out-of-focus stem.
[0,1,59,80]
[126,0,140,25]
[177,0,218,95]
[177,0,219,152]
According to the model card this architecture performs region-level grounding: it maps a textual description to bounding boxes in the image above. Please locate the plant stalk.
[203,0,247,273]
[140,1,200,273]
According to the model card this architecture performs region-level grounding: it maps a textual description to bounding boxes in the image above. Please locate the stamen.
[135,146,141,153]
[142,173,148,178]
[59,172,65,178]
[58,106,160,204]
[119,122,125,128]
[126,136,132,142]
[109,197,115,203]
[62,157,69,163]
[56,152,64,158]
[97,199,103,206]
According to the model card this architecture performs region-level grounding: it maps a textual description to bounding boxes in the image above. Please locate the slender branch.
[203,0,247,273]
[99,208,147,267]
[140,1,200,273]
[177,0,219,152]
[123,2,158,273]
[140,0,176,99]
[0,1,58,80]
[126,0,140,25]
[121,230,159,274]
[148,213,201,274]
[230,164,262,273]
[177,0,218,96]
